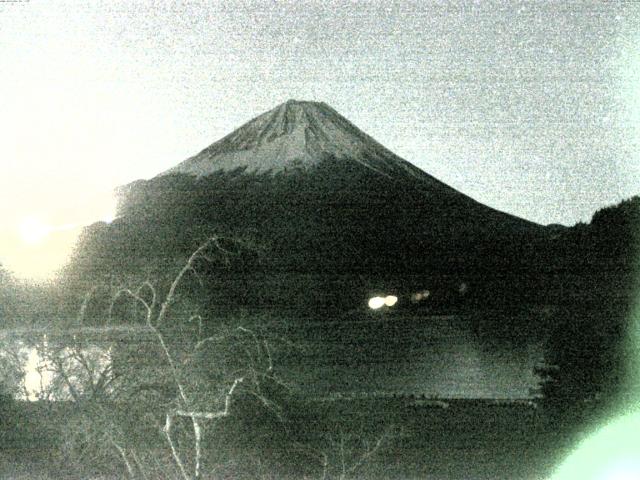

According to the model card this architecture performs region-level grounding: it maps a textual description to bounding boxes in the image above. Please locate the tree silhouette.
[535,197,639,423]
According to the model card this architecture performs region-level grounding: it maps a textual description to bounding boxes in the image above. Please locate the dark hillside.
[67,163,548,315]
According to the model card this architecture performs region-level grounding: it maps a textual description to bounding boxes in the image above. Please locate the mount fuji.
[162,100,442,182]
[70,100,547,312]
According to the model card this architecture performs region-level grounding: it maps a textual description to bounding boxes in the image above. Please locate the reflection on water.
[4,338,111,402]
[285,314,545,399]
[23,346,54,401]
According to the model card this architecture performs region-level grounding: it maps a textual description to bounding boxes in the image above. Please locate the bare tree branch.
[163,413,190,480]
[36,236,287,480]
[155,237,220,328]
[77,286,98,326]
[109,435,136,479]
[188,314,203,340]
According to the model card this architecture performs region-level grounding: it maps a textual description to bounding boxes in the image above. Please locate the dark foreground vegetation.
[1,397,570,480]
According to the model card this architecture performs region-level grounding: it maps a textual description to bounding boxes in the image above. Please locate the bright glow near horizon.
[1,192,118,280]
[18,217,51,246]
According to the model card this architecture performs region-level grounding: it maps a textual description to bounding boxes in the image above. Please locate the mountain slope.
[161,100,443,184]
[70,100,547,313]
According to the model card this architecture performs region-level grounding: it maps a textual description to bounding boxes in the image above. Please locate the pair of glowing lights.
[367,295,398,309]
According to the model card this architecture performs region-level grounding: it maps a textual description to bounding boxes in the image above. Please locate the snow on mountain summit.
[160,100,429,179]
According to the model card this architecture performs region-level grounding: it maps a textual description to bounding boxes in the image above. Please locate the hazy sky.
[1,0,639,278]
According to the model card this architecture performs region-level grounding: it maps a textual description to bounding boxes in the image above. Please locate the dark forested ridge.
[66,173,639,317]
[64,164,549,315]
[535,196,640,421]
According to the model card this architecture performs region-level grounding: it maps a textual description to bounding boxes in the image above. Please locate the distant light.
[384,295,398,307]
[368,297,385,309]
[368,295,398,309]
[411,290,430,303]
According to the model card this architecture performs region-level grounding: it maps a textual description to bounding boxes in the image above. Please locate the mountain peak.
[160,100,431,180]
[283,98,323,106]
